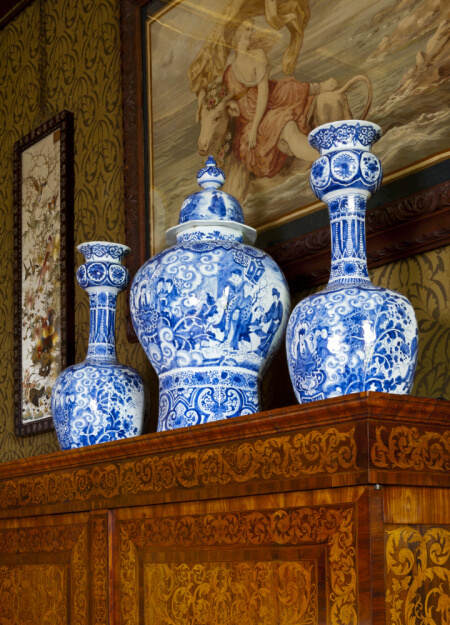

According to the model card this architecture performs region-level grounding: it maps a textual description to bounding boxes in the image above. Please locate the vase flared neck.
[326,192,371,288]
[75,242,129,363]
[307,121,383,290]
[86,289,118,362]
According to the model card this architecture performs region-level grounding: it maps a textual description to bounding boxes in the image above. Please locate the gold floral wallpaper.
[370,248,450,400]
[0,0,154,461]
[0,0,448,462]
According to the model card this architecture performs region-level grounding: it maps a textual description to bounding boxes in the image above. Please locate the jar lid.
[166,156,256,245]
[178,156,245,224]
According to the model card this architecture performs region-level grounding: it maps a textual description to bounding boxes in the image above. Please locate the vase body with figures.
[130,157,290,431]
[51,242,147,449]
[286,121,418,403]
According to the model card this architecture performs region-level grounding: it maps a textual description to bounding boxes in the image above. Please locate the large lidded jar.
[130,157,290,431]
[286,121,418,403]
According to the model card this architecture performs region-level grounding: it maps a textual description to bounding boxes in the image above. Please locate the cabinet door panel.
[0,510,109,625]
[113,488,370,625]
[384,487,450,625]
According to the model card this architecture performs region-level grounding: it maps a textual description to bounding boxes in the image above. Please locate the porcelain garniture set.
[51,121,418,450]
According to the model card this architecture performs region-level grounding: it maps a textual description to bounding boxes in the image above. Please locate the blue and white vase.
[51,242,147,449]
[286,121,418,403]
[130,157,290,431]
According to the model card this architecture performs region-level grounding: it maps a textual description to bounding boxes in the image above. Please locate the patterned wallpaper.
[370,246,450,400]
[0,0,448,462]
[0,0,155,462]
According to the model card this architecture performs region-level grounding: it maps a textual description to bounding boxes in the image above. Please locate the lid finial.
[196,155,225,190]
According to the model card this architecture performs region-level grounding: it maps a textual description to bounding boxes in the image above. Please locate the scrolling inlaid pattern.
[371,425,450,471]
[0,464,120,509]
[0,523,88,625]
[120,506,356,625]
[144,561,317,625]
[120,426,357,493]
[0,426,356,511]
[92,516,109,625]
[0,564,67,625]
[385,526,450,625]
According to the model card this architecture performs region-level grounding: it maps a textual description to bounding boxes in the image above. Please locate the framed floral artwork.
[13,111,74,436]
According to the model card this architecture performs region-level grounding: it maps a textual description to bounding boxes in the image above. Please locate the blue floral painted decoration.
[51,242,147,449]
[178,156,245,225]
[308,121,382,154]
[286,121,418,403]
[130,157,290,431]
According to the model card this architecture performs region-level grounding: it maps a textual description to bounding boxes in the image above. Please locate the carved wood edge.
[267,180,450,288]
[0,392,448,478]
[0,0,34,29]
[0,395,447,518]
[120,0,148,342]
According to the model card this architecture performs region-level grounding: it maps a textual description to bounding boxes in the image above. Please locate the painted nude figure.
[191,2,373,202]
[223,18,335,176]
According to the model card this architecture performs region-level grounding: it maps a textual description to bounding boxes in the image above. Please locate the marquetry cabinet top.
[0,392,448,519]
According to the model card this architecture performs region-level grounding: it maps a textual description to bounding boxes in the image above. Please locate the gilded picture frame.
[121,0,450,335]
[13,111,74,437]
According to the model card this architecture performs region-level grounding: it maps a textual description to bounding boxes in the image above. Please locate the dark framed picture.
[121,0,449,289]
[13,110,74,436]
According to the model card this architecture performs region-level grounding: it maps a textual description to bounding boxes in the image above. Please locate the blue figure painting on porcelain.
[51,242,147,449]
[131,157,290,431]
[286,121,418,404]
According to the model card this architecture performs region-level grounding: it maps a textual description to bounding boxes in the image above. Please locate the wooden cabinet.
[113,487,370,625]
[0,510,109,624]
[0,392,449,624]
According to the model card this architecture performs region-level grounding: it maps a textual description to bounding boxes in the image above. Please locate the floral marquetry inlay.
[0,564,67,625]
[0,427,356,512]
[120,426,358,494]
[144,561,317,625]
[371,426,450,471]
[92,516,109,625]
[385,526,450,625]
[0,523,88,625]
[120,505,357,625]
[0,465,120,510]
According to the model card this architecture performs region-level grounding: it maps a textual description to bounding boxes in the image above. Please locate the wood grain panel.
[383,486,450,525]
[115,488,369,625]
[0,511,109,625]
[369,487,386,625]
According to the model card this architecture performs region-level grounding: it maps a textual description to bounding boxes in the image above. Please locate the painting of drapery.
[144,0,450,254]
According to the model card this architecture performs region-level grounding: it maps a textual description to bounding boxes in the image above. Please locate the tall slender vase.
[51,242,147,449]
[286,121,418,403]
